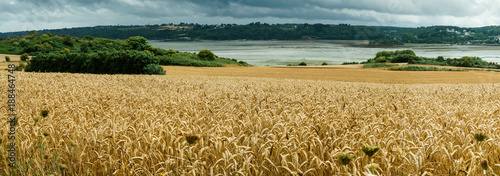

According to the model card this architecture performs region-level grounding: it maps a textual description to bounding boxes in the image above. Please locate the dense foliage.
[388,66,465,71]
[0,32,249,74]
[411,56,500,69]
[367,50,417,63]
[197,49,216,61]
[1,23,499,44]
[365,49,500,69]
[25,50,165,75]
[158,52,249,67]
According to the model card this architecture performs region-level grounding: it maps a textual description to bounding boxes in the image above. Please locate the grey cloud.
[183,0,488,19]
[0,0,498,32]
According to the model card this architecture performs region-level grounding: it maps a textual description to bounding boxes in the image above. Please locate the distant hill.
[1,23,500,44]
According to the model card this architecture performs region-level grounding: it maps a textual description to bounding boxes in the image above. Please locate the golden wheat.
[1,71,499,175]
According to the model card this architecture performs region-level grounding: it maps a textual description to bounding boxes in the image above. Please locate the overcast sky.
[0,0,499,32]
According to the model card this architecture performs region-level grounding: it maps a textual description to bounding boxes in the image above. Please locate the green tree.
[27,30,39,38]
[436,56,445,62]
[375,51,394,59]
[375,56,387,63]
[5,56,10,62]
[83,36,95,41]
[197,49,216,61]
[63,36,74,47]
[167,49,177,56]
[124,36,151,51]
[80,42,90,53]
[20,53,29,61]
[60,48,70,54]
[460,56,475,67]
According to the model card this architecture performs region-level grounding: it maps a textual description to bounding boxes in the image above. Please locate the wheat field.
[1,71,500,175]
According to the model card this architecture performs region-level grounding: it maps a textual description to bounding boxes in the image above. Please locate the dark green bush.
[15,62,25,71]
[144,64,166,75]
[375,56,387,63]
[342,62,359,65]
[197,49,216,61]
[238,61,250,66]
[389,66,464,71]
[298,62,307,66]
[371,50,417,63]
[158,53,223,67]
[5,56,10,62]
[124,36,150,51]
[166,49,177,56]
[25,50,164,75]
[389,54,415,63]
[363,63,398,68]
[21,53,29,61]
[410,56,500,69]
[436,56,445,62]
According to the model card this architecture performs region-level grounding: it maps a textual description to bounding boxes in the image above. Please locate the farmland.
[1,68,499,175]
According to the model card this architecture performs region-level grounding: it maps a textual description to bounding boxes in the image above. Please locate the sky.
[0,0,499,32]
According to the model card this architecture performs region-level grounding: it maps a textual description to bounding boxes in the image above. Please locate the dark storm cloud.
[0,0,498,32]
[181,0,486,18]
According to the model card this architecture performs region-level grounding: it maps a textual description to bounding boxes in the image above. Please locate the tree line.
[2,23,500,44]
[365,49,500,69]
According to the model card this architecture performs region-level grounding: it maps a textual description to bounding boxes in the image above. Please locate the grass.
[1,71,500,175]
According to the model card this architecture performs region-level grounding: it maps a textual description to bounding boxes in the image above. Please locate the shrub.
[5,56,10,62]
[15,62,26,71]
[388,66,465,71]
[80,42,91,53]
[143,64,166,75]
[298,62,307,66]
[124,36,151,51]
[342,62,359,65]
[238,61,250,66]
[436,56,445,62]
[363,63,397,69]
[390,54,415,63]
[21,53,29,61]
[149,47,167,56]
[198,49,216,61]
[60,48,70,54]
[375,56,387,63]
[83,36,94,41]
[26,50,164,75]
[63,36,74,47]
[166,49,177,56]
[322,62,328,65]
[158,53,223,67]
[460,56,475,67]
[374,50,416,63]
[375,51,394,59]
[395,49,416,56]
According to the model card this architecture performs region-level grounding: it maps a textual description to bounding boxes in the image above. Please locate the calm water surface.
[149,40,500,66]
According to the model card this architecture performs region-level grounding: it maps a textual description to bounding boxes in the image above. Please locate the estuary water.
[149,40,500,66]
